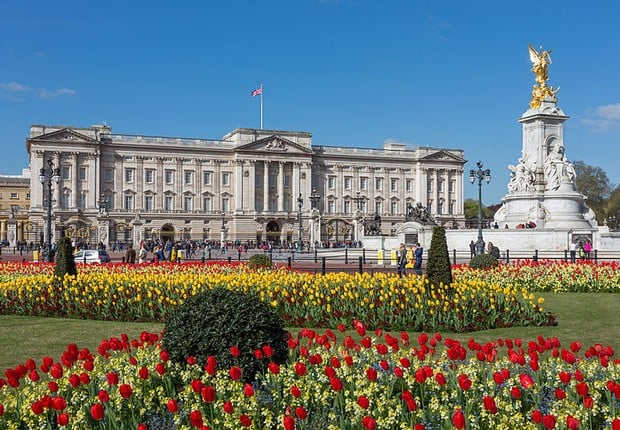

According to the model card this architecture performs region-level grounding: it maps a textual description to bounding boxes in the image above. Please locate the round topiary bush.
[161,287,288,381]
[469,253,499,269]
[248,253,272,270]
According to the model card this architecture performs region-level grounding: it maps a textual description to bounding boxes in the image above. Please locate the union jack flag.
[251,85,263,97]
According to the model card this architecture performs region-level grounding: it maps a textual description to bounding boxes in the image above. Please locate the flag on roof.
[251,84,263,97]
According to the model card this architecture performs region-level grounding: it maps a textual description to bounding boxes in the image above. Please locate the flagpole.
[260,84,264,130]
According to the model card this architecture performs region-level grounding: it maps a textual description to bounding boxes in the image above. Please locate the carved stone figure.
[405,202,436,225]
[508,160,535,193]
[544,141,576,191]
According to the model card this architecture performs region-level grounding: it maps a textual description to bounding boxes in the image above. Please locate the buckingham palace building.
[26,124,466,247]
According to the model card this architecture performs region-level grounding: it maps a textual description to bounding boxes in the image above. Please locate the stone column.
[263,161,269,212]
[277,161,284,212]
[247,161,256,212]
[71,153,78,208]
[234,159,243,213]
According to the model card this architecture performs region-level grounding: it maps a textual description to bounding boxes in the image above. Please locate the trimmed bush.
[161,287,288,381]
[426,225,453,288]
[469,253,499,269]
[53,236,77,281]
[248,253,272,270]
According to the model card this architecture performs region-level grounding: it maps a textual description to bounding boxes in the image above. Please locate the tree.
[53,236,77,285]
[426,225,452,289]
[573,161,612,223]
[606,186,620,229]
[464,198,496,219]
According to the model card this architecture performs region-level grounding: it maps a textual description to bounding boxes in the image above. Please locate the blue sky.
[1,0,618,204]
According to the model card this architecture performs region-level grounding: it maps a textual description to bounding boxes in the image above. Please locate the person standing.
[414,242,423,275]
[397,243,407,277]
[569,241,577,263]
[138,243,148,264]
[469,240,476,258]
[488,242,500,259]
[583,240,592,260]
[125,244,136,264]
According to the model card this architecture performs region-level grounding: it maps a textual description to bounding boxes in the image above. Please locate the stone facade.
[26,125,466,247]
[0,171,31,246]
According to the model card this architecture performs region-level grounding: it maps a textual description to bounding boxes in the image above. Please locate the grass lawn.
[1,292,619,371]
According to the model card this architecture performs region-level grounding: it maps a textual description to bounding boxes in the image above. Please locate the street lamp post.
[309,188,320,210]
[469,161,491,255]
[297,193,303,252]
[39,160,61,262]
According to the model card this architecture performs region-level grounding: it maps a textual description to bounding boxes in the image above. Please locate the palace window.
[328,176,336,189]
[62,166,71,181]
[79,191,87,209]
[344,176,352,191]
[375,200,382,215]
[390,201,398,215]
[360,177,368,191]
[184,170,194,185]
[145,195,153,211]
[79,167,87,181]
[391,178,398,192]
[222,172,231,187]
[125,169,134,184]
[327,200,335,214]
[406,179,413,192]
[145,169,154,184]
[344,200,351,214]
[202,196,211,212]
[222,198,230,213]
[184,196,193,211]
[164,196,173,211]
[203,171,212,185]
[124,195,133,211]
[165,170,174,185]
[104,168,114,183]
[375,177,383,191]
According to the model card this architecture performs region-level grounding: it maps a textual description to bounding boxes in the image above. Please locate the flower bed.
[453,260,620,293]
[1,327,619,429]
[0,262,554,332]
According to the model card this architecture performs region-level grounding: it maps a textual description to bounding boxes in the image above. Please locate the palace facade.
[26,125,466,247]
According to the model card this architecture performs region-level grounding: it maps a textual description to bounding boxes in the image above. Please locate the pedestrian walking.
[414,242,423,275]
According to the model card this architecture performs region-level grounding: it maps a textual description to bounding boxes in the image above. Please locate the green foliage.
[469,253,499,269]
[53,236,77,282]
[426,225,453,288]
[161,287,288,381]
[574,160,612,223]
[248,253,272,270]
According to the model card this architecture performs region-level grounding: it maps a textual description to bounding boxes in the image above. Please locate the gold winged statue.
[528,43,558,108]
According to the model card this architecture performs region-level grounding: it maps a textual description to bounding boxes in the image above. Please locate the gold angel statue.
[528,43,552,85]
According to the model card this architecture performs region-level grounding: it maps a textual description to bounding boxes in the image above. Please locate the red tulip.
[482,395,497,414]
[57,412,69,426]
[230,345,241,357]
[566,415,579,430]
[290,385,301,398]
[189,410,203,428]
[137,425,147,430]
[457,374,472,391]
[555,388,566,400]
[119,383,133,399]
[229,366,242,381]
[138,367,149,379]
[330,377,343,392]
[511,386,522,399]
[167,399,179,413]
[613,418,620,430]
[362,416,377,430]
[452,408,466,429]
[52,396,67,411]
[223,401,234,414]
[90,403,105,421]
[201,385,216,403]
[106,372,119,385]
[542,414,556,429]
[268,362,280,374]
[435,372,447,386]
[240,414,252,427]
[366,367,378,381]
[532,410,542,423]
[97,390,110,403]
[295,362,307,376]
[262,345,274,357]
[295,406,307,419]
[583,396,593,409]
[519,373,534,389]
[243,383,255,397]
[283,415,295,430]
[358,395,370,409]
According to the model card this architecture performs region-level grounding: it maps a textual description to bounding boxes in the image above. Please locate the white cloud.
[0,81,76,100]
[580,102,620,132]
[597,103,620,120]
[0,82,31,92]
[37,87,76,99]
